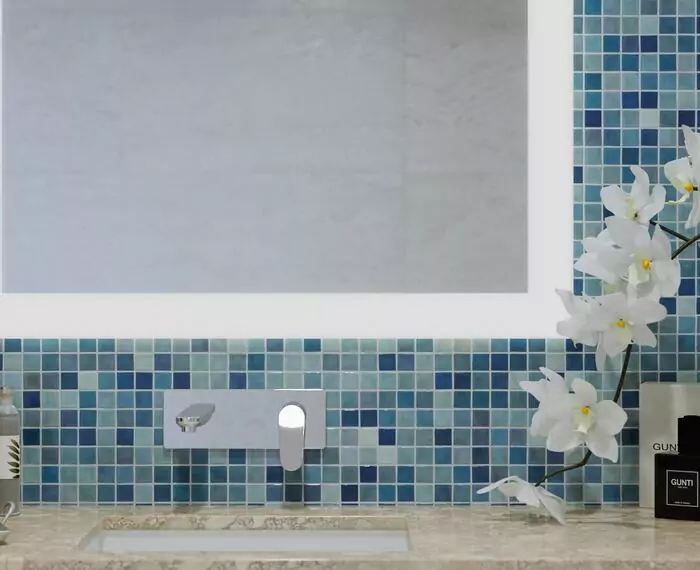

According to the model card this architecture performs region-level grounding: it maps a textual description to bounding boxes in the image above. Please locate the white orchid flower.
[520,367,571,437]
[600,165,665,224]
[477,476,566,525]
[606,217,681,297]
[574,228,631,287]
[555,289,599,347]
[544,379,628,463]
[665,126,700,228]
[587,292,667,370]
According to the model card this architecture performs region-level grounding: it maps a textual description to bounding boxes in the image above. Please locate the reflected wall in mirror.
[3,0,527,294]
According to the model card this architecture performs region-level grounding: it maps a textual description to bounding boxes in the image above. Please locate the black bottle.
[655,415,700,520]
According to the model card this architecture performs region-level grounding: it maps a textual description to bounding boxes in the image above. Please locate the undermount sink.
[80,515,411,554]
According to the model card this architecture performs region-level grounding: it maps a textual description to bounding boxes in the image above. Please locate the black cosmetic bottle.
[655,415,700,520]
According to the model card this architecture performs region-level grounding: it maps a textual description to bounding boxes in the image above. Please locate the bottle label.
[667,470,699,508]
[0,435,20,480]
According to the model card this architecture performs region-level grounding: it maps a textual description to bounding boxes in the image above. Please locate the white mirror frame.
[0,0,572,338]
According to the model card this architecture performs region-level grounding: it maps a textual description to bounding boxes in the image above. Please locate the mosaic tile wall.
[6,0,700,505]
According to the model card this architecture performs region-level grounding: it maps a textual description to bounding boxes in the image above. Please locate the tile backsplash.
[7,0,700,505]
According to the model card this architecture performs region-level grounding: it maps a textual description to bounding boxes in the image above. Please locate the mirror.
[0,0,572,337]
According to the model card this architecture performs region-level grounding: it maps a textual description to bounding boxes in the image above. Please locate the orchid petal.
[595,340,607,371]
[682,125,700,159]
[600,185,629,218]
[629,323,657,347]
[515,483,542,508]
[476,476,519,495]
[606,216,650,250]
[652,259,681,297]
[538,367,568,394]
[546,420,585,452]
[650,226,672,258]
[629,298,667,324]
[537,488,567,525]
[639,184,666,222]
[586,428,619,462]
[571,378,598,407]
[593,400,628,435]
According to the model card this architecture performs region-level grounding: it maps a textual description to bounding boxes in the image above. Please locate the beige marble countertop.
[2,505,700,569]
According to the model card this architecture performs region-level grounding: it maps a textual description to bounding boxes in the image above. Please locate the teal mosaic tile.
[6,0,700,507]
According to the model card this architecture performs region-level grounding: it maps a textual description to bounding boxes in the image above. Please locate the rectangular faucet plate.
[163,390,325,450]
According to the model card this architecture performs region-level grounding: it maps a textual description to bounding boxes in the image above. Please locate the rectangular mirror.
[0,0,572,337]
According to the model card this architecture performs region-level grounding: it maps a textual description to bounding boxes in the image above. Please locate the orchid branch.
[650,219,691,242]
[479,127,700,525]
[535,230,699,488]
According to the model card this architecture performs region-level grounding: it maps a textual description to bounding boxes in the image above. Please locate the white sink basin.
[82,529,410,553]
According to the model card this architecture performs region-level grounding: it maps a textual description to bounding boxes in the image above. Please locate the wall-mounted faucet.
[163,391,325,464]
[175,403,216,432]
[278,403,306,471]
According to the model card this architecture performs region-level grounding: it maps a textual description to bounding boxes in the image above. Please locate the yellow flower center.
[615,318,627,328]
[581,406,591,416]
[641,258,652,270]
[684,181,695,193]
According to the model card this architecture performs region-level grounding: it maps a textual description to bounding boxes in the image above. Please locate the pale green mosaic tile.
[135,485,153,504]
[414,485,433,503]
[321,485,340,505]
[378,373,397,390]
[227,340,246,352]
[285,354,303,371]
[397,448,414,464]
[414,354,433,371]
[340,373,359,390]
[359,447,377,465]
[23,466,41,484]
[208,339,226,352]
[190,354,209,371]
[322,339,341,352]
[325,429,340,447]
[377,446,397,465]
[188,372,207,389]
[397,411,414,427]
[341,446,359,464]
[117,339,135,352]
[677,371,697,384]
[638,15,658,33]
[434,339,453,352]
[208,354,227,372]
[341,339,359,352]
[340,429,357,446]
[134,339,153,352]
[357,373,376,390]
[3,354,21,371]
[246,485,265,504]
[263,373,281,389]
[397,374,415,390]
[357,428,377,447]
[302,354,322,371]
[359,339,377,353]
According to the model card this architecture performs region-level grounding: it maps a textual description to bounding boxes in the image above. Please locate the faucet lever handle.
[278,403,306,471]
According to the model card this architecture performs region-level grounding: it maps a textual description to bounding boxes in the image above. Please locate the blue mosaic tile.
[5,1,698,507]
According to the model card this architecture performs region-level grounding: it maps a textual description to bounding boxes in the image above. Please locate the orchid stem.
[534,450,592,487]
[650,220,691,242]
[672,234,700,259]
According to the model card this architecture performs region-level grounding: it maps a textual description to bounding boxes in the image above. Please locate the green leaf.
[8,452,19,462]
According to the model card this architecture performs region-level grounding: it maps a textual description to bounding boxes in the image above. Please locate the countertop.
[3,505,700,570]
